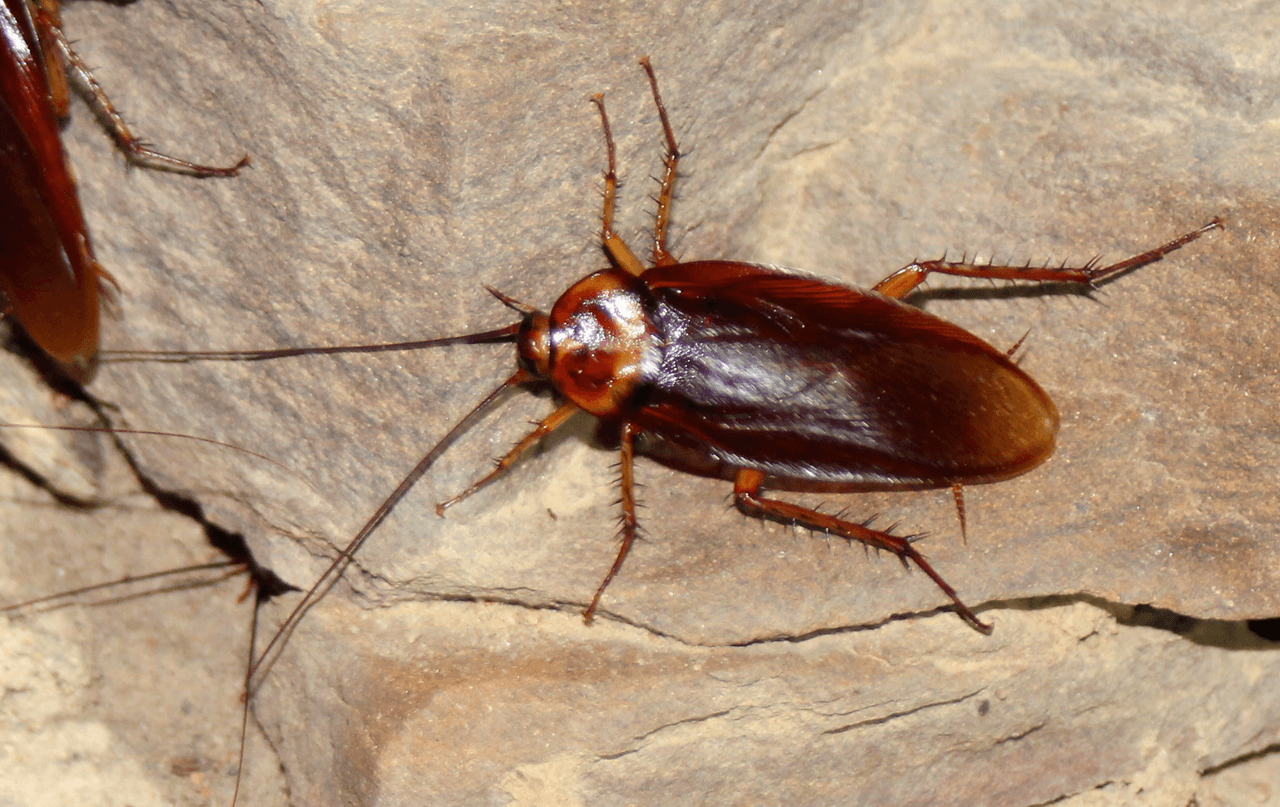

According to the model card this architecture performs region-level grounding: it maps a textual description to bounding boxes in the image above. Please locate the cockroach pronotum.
[115,58,1219,677]
[0,0,246,382]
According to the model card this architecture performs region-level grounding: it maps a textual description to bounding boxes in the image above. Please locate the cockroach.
[0,0,247,382]
[111,59,1219,678]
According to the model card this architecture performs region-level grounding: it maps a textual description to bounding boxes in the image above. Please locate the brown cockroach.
[0,0,246,381]
[110,60,1220,682]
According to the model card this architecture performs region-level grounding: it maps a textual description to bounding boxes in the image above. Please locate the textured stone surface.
[260,601,1280,807]
[0,365,287,806]
[1,0,1278,805]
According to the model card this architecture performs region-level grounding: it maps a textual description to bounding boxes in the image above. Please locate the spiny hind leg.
[872,219,1222,299]
[733,469,991,633]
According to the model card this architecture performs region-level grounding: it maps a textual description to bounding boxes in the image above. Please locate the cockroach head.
[483,286,551,377]
[516,310,552,379]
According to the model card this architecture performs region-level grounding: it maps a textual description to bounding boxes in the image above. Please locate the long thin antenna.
[0,423,309,487]
[247,370,530,692]
[100,325,522,364]
[0,561,245,614]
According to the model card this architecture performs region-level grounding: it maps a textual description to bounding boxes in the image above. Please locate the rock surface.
[1,0,1278,805]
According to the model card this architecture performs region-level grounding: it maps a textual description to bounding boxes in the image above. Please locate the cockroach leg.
[951,482,968,545]
[583,422,641,623]
[638,56,680,268]
[592,94,646,276]
[732,469,992,633]
[435,401,580,515]
[33,0,69,114]
[38,9,249,178]
[590,94,619,254]
[871,218,1223,299]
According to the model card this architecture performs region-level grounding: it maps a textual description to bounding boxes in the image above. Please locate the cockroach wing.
[0,0,101,377]
[632,261,1059,488]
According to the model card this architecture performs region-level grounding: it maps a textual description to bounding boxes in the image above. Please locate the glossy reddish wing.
[0,0,100,371]
[632,261,1059,487]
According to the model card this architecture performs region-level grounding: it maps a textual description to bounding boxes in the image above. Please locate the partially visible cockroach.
[0,0,247,382]
[114,58,1219,670]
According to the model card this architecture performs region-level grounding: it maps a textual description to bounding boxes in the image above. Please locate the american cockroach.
[114,58,1220,669]
[0,0,246,382]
